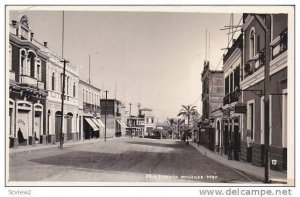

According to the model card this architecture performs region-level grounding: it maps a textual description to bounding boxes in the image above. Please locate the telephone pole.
[60,59,68,149]
[104,90,109,142]
[59,10,68,149]
[262,15,271,184]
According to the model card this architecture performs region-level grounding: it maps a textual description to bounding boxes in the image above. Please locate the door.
[55,112,62,142]
[233,118,240,161]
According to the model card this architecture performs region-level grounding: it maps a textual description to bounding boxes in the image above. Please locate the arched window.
[27,51,36,78]
[51,72,55,91]
[86,90,88,103]
[66,76,69,95]
[92,93,93,105]
[9,44,12,71]
[36,59,41,81]
[20,49,27,75]
[249,28,256,58]
[60,73,63,92]
[83,89,85,102]
[73,82,76,97]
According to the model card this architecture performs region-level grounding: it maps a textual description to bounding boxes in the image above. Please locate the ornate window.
[249,28,256,59]
[51,72,55,91]
[36,59,41,81]
[27,50,37,78]
[20,49,27,75]
[73,82,76,97]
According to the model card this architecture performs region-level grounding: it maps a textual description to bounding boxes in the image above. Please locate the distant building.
[139,108,155,137]
[200,61,224,151]
[100,99,127,138]
[126,107,155,137]
[78,80,103,140]
[201,61,224,121]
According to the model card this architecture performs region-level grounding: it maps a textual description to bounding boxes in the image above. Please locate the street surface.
[9,138,259,184]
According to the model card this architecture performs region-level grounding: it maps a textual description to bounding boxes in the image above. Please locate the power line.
[194,15,243,112]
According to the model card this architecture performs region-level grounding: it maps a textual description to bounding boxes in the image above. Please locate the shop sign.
[235,103,247,114]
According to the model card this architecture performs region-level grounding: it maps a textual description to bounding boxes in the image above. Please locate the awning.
[85,118,99,131]
[95,118,105,128]
[117,120,128,128]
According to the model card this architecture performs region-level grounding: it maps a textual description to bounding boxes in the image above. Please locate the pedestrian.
[197,138,200,147]
[228,140,233,160]
[17,128,25,144]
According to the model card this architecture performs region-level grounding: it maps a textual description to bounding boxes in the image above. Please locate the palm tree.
[177,104,198,144]
[165,118,176,140]
[175,118,185,139]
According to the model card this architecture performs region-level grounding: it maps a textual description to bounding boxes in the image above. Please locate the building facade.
[201,61,224,120]
[100,99,127,138]
[240,14,288,171]
[44,47,80,144]
[78,80,103,140]
[200,61,224,151]
[9,16,49,147]
[219,34,243,160]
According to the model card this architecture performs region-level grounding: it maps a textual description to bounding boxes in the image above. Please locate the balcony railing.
[272,29,288,60]
[37,81,44,90]
[230,90,239,103]
[20,75,37,86]
[244,48,265,78]
[223,90,239,106]
[9,71,15,82]
[223,93,230,105]
[83,102,101,113]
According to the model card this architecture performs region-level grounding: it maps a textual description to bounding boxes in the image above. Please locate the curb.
[189,142,287,184]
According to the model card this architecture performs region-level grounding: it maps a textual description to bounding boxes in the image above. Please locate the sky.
[9,7,242,121]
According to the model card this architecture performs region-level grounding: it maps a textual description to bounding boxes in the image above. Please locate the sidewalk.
[190,142,288,184]
[9,138,106,154]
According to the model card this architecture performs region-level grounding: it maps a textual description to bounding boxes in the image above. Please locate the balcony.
[20,75,37,86]
[83,102,101,113]
[272,29,287,60]
[223,93,230,105]
[230,90,239,103]
[244,49,265,78]
[223,90,239,106]
[9,71,15,82]
[37,81,44,90]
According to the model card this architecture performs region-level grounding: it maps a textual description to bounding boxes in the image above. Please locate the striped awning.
[92,118,105,128]
[117,120,128,128]
[85,118,99,131]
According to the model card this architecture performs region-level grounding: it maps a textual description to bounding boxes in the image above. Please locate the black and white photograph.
[5,5,294,189]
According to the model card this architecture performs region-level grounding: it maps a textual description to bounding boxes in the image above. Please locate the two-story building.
[44,47,80,144]
[78,80,103,140]
[200,61,224,151]
[219,34,243,160]
[9,15,49,147]
[100,99,127,138]
[240,14,288,171]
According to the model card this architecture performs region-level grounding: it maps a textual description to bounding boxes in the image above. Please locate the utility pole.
[129,102,132,138]
[263,15,271,183]
[60,59,68,149]
[104,90,109,142]
[253,14,271,183]
[59,10,68,149]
